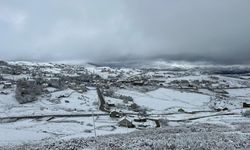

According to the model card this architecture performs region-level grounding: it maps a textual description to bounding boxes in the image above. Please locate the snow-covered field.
[117,88,211,112]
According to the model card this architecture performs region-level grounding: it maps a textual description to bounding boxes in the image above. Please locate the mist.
[0,0,250,64]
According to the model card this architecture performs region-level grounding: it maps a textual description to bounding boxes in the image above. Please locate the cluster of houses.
[0,61,92,104]
[168,78,230,93]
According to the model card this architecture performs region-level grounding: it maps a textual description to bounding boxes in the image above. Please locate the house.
[118,117,135,128]
[134,118,147,122]
[107,103,115,107]
[132,81,144,86]
[110,111,121,118]
[243,102,250,108]
[3,82,12,89]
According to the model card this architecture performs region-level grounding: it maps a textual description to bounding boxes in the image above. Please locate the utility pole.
[92,111,97,141]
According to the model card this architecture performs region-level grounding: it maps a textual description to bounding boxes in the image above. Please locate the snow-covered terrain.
[1,61,250,149]
[6,123,250,150]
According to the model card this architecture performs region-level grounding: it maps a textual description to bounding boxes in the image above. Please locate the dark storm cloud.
[0,0,250,64]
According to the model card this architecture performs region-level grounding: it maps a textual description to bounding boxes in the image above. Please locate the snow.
[117,88,211,111]
[0,87,103,118]
[226,88,250,97]
[42,68,61,74]
[0,128,49,146]
[8,123,250,150]
[2,74,30,81]
[0,85,134,146]
[8,61,54,67]
[0,115,137,147]
[0,120,50,146]
[1,61,250,148]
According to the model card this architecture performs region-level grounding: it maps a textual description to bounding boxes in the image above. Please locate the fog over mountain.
[0,0,250,64]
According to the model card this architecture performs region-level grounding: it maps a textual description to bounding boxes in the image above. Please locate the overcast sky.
[0,0,250,64]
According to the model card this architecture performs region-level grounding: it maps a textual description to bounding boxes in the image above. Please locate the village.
[1,60,250,148]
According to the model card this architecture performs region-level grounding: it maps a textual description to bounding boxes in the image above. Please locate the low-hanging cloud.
[0,0,250,64]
